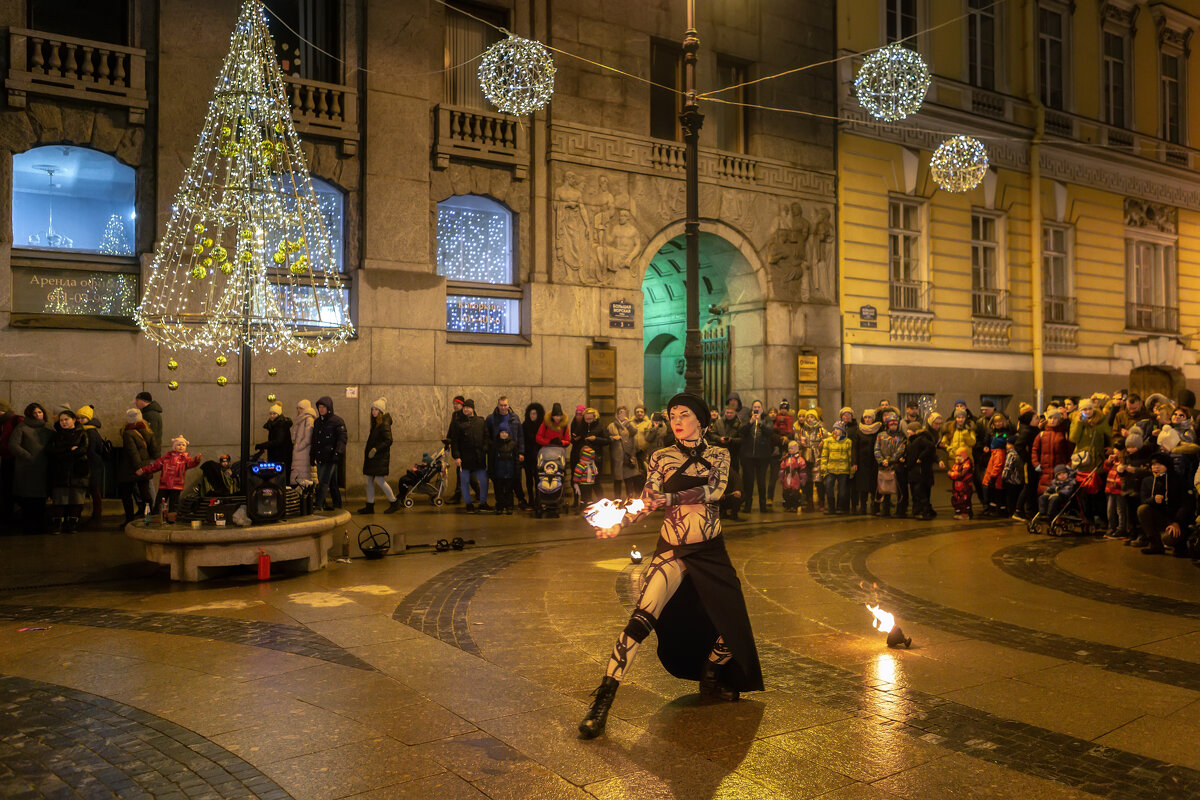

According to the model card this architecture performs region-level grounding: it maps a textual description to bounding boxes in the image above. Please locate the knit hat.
[905,422,922,434]
[956,447,971,459]
[805,409,819,420]
[76,405,94,421]
[172,434,189,448]
[550,402,564,418]
[1158,425,1182,452]
[927,412,943,426]
[575,404,586,415]
[787,440,800,453]
[371,397,387,413]
[862,409,876,422]
[269,403,283,416]
[452,395,465,406]
[666,393,710,427]
[1019,402,1033,416]
[1125,429,1143,449]
[1045,405,1063,421]
[463,398,475,410]
[953,409,967,420]
[1053,463,1070,475]
[838,406,853,417]
[780,399,790,409]
[125,408,143,424]
[832,421,846,435]
[1150,451,1171,468]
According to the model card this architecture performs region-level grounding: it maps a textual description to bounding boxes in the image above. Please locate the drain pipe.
[1025,0,1045,411]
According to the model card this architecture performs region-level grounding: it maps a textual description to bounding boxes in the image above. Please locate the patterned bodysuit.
[605,440,732,681]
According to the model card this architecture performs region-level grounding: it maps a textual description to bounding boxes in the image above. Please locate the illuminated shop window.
[13,145,136,255]
[437,194,521,337]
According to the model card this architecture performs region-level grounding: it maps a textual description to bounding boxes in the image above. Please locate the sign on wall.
[859,305,877,328]
[609,300,635,329]
[11,265,139,319]
[797,353,819,408]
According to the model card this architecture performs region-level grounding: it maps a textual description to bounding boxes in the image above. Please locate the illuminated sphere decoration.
[478,35,556,116]
[217,376,228,387]
[930,135,989,193]
[267,367,278,376]
[215,355,228,366]
[167,358,179,371]
[853,43,931,122]
[168,380,180,391]
[266,393,277,402]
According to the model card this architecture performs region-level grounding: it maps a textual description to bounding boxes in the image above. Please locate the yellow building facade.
[837,0,1200,416]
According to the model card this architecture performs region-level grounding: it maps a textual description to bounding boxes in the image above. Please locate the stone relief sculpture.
[1124,197,1178,234]
[554,170,590,275]
[763,200,835,303]
[554,171,646,285]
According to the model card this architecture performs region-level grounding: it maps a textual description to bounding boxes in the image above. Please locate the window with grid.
[650,40,682,141]
[1103,30,1128,127]
[886,0,917,44]
[1042,224,1072,323]
[443,2,506,110]
[1161,52,1183,144]
[1125,236,1177,332]
[437,194,521,336]
[971,212,1005,318]
[967,0,995,90]
[1038,7,1066,109]
[715,57,747,153]
[888,198,926,311]
[266,0,341,84]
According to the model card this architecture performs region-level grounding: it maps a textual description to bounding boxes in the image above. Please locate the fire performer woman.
[578,393,764,739]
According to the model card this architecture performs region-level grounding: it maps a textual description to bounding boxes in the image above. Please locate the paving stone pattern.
[808,525,1200,692]
[392,546,547,656]
[0,674,294,800]
[617,561,1200,800]
[0,604,373,671]
[992,537,1200,619]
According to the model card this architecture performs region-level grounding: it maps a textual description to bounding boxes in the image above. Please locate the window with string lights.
[271,176,352,330]
[9,145,141,328]
[437,194,524,341]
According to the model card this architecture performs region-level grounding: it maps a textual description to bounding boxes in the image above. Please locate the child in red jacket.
[138,435,201,514]
[948,447,974,519]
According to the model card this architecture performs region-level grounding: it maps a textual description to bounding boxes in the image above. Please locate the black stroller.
[395,448,447,508]
[533,445,568,518]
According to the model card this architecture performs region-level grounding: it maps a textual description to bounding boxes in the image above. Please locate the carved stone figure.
[807,208,834,301]
[554,170,590,276]
[1124,197,1177,234]
[764,201,811,286]
[600,207,645,273]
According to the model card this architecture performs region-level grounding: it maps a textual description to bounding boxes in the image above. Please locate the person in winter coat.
[537,403,571,448]
[981,413,1012,516]
[45,409,91,533]
[851,409,880,515]
[485,397,525,505]
[1069,397,1112,520]
[607,406,639,497]
[138,435,201,514]
[873,413,905,517]
[1037,464,1078,522]
[134,391,163,458]
[971,399,996,502]
[794,409,827,512]
[1118,429,1156,542]
[255,403,293,479]
[1113,392,1153,438]
[940,411,976,457]
[631,405,653,480]
[778,440,807,512]
[1102,440,1128,539]
[291,399,317,485]
[741,400,775,514]
[726,391,748,424]
[444,395,468,504]
[1031,407,1073,492]
[571,407,605,505]
[1136,453,1192,556]
[74,405,108,528]
[0,400,20,529]
[9,402,52,533]
[947,447,974,519]
[774,399,794,444]
[522,402,546,506]
[357,398,400,515]
[903,419,940,520]
[1012,406,1040,520]
[451,399,491,512]
[820,421,855,515]
[311,395,348,510]
[118,408,154,525]
[708,404,744,520]
[490,420,520,514]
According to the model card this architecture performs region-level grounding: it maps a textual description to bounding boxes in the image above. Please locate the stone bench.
[125,510,352,582]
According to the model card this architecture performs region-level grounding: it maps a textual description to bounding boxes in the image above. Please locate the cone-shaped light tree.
[136,0,353,484]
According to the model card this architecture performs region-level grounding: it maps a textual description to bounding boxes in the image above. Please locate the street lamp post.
[680,0,704,398]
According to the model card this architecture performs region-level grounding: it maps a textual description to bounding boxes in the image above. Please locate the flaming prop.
[584,498,645,530]
[866,604,912,648]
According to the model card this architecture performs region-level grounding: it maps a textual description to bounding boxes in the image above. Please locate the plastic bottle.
[160,498,169,525]
[143,503,151,526]
[342,530,350,559]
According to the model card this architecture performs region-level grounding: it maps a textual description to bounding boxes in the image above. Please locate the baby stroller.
[395,448,447,508]
[1027,453,1101,537]
[534,445,568,518]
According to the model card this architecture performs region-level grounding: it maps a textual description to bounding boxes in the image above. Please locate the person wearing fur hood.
[118,408,154,525]
[358,397,400,514]
[291,399,317,484]
[9,402,52,533]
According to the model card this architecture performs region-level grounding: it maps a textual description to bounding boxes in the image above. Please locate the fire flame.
[584,498,645,529]
[866,604,894,634]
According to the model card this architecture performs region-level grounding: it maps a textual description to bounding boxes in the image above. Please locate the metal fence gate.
[702,325,731,413]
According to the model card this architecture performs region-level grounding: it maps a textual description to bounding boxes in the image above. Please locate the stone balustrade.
[889,311,933,343]
[972,318,1012,349]
[5,28,147,123]
[434,104,529,178]
[1044,323,1078,352]
[285,75,359,155]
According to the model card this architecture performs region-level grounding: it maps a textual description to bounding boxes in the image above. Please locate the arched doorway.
[1129,365,1183,402]
[641,231,765,413]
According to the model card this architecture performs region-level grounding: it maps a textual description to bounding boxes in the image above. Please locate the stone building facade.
[0,0,837,475]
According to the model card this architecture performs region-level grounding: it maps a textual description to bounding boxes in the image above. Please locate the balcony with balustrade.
[5,28,147,123]
[1043,296,1077,351]
[1126,303,1179,334]
[434,104,529,179]
[285,75,359,155]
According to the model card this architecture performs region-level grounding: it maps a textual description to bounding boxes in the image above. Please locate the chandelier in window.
[26,164,74,249]
[930,135,989,193]
[853,43,930,122]
[134,0,353,356]
[478,34,556,116]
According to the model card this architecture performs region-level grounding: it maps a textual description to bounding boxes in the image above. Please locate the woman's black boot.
[578,676,619,739]
[699,661,740,702]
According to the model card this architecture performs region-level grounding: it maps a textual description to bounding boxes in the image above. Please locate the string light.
[446,295,519,334]
[930,135,989,192]
[478,34,556,116]
[853,43,930,122]
[98,213,132,255]
[134,0,353,357]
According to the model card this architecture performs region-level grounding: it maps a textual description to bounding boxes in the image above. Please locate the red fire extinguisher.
[257,549,271,581]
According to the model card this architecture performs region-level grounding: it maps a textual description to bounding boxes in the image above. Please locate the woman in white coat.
[291,399,317,484]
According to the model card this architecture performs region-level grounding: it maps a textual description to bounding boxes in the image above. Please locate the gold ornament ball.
[239,228,254,240]
[274,121,285,134]
[239,250,253,263]
[215,355,228,366]
[262,153,274,167]
[217,376,228,387]
[202,256,213,267]
[220,262,234,275]
[274,141,285,153]
[289,258,309,275]
[267,393,277,403]
[192,243,204,255]
[192,223,205,234]
[167,358,179,371]
[190,265,208,280]
[211,245,227,262]
[305,347,318,358]
[202,237,214,248]
[267,367,278,376]
[272,250,287,264]
[167,380,180,391]
[220,125,232,138]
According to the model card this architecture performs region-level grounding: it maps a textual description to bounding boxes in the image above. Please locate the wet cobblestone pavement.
[0,504,1198,799]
